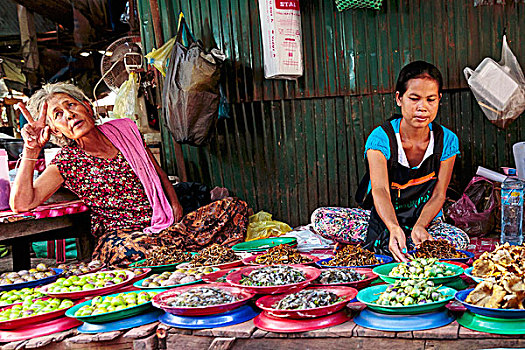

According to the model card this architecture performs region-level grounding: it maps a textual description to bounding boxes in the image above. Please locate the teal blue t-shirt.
[363,118,460,219]
[364,118,460,162]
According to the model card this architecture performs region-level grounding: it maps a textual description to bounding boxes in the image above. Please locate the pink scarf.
[99,118,174,234]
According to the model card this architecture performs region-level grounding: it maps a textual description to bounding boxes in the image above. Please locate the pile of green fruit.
[389,258,456,279]
[46,270,130,293]
[0,264,57,285]
[0,288,46,306]
[74,291,158,316]
[375,279,447,306]
[0,298,74,321]
[140,267,215,287]
[56,260,103,278]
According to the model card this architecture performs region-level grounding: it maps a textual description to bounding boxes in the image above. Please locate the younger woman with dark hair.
[312,61,469,262]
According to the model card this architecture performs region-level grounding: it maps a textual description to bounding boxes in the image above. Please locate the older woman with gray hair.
[10,83,249,266]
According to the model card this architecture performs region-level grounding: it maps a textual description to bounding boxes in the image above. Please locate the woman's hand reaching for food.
[17,102,50,151]
[411,225,432,246]
[389,226,409,262]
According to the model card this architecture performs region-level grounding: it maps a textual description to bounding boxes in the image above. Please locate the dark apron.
[356,116,444,256]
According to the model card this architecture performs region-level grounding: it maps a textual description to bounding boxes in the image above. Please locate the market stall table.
[0,200,91,270]
[0,310,524,350]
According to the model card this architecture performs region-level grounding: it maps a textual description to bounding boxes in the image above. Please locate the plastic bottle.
[0,149,10,211]
[500,171,524,245]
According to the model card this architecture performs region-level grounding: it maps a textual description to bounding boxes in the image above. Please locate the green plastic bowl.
[356,284,456,315]
[128,260,190,273]
[65,289,165,323]
[231,237,298,252]
[133,268,219,289]
[458,311,525,335]
[373,262,464,285]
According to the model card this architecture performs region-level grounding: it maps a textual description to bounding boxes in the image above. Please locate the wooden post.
[17,4,39,88]
[147,0,188,182]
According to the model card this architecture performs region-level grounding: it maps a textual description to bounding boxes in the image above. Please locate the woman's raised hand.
[17,102,50,150]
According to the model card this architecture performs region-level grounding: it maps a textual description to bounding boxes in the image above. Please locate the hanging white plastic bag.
[258,0,303,80]
[464,35,525,129]
[113,72,140,120]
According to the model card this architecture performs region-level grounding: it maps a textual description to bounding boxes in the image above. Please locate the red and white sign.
[258,0,303,79]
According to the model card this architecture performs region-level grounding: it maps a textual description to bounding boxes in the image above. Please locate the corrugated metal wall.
[137,0,525,226]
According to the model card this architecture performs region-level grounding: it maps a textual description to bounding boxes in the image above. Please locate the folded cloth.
[99,118,174,233]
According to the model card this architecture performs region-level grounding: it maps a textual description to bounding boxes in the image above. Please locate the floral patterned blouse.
[51,145,153,236]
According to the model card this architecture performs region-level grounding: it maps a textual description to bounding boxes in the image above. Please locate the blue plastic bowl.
[354,308,456,332]
[455,288,525,319]
[408,249,474,264]
[464,267,486,283]
[0,268,63,292]
[316,254,393,269]
[78,309,163,333]
[158,304,259,329]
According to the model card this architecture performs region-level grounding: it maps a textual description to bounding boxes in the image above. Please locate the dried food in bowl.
[190,244,238,267]
[254,244,313,265]
[239,265,307,286]
[327,245,379,267]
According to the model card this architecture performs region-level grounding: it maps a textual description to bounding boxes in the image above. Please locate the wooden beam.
[17,4,39,89]
[12,0,73,29]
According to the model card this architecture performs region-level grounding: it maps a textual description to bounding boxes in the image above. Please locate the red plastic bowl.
[39,270,136,299]
[256,286,357,319]
[177,259,244,270]
[242,253,320,266]
[0,297,80,330]
[201,268,241,286]
[151,283,255,316]
[310,268,378,289]
[254,309,352,333]
[0,316,82,342]
[226,265,321,295]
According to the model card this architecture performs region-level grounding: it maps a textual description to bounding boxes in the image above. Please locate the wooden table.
[0,205,92,270]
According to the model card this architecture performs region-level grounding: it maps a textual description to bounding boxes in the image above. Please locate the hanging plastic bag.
[113,72,140,120]
[334,0,383,11]
[246,211,293,241]
[446,177,499,237]
[145,36,177,77]
[464,35,525,129]
[162,16,225,146]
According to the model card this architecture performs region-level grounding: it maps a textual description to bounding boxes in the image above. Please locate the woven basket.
[335,0,383,11]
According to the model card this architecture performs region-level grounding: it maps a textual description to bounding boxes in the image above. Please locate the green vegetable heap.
[389,258,456,279]
[0,288,45,306]
[376,279,447,306]
[0,298,73,321]
[47,270,130,293]
[74,291,158,317]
